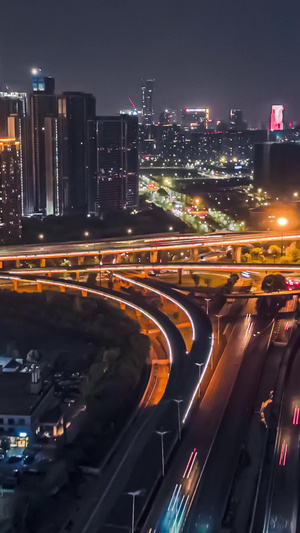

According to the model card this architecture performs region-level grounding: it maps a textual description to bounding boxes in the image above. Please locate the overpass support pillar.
[115,254,122,264]
[119,302,126,310]
[178,269,182,285]
[78,256,84,266]
[232,246,242,263]
[15,260,20,268]
[36,282,42,293]
[0,261,3,269]
[190,248,198,263]
[76,271,80,281]
[12,279,18,291]
[40,259,46,268]
[60,285,66,293]
[81,290,87,297]
[150,251,158,263]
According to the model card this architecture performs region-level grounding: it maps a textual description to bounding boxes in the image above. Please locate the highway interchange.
[2,230,300,532]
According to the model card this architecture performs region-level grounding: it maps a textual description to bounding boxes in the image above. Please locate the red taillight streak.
[283,444,288,466]
[183,448,196,478]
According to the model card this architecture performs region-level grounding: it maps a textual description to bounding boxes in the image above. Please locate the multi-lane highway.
[262,346,300,533]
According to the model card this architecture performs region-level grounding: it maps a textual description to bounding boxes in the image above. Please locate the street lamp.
[127,228,132,234]
[38,233,44,240]
[125,490,144,533]
[195,362,205,398]
[277,217,288,256]
[156,430,169,476]
[172,399,183,441]
[99,259,103,287]
[169,226,173,231]
[204,298,211,314]
[214,314,223,345]
[84,231,89,237]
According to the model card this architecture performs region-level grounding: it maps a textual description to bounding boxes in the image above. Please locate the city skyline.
[1,0,300,126]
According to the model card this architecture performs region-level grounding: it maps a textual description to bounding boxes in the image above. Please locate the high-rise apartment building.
[181,108,209,130]
[0,92,33,216]
[0,139,22,243]
[141,79,155,126]
[88,115,139,214]
[159,109,177,125]
[30,76,57,213]
[57,92,96,214]
[229,109,246,131]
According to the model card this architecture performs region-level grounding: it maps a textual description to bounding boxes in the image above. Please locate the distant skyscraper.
[141,79,155,126]
[159,109,177,125]
[0,138,22,243]
[269,105,284,131]
[32,75,55,95]
[88,115,139,214]
[181,108,209,130]
[30,77,57,213]
[0,91,33,216]
[57,92,96,214]
[229,109,245,131]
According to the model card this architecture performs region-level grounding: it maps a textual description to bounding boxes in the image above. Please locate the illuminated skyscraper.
[181,108,209,130]
[88,115,139,214]
[0,92,33,216]
[30,77,57,213]
[229,109,246,130]
[0,138,22,243]
[141,79,155,126]
[269,105,284,131]
[159,109,177,125]
[57,92,96,214]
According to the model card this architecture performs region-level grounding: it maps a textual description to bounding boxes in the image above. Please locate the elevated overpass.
[1,230,300,268]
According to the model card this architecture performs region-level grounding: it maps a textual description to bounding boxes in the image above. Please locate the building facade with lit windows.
[141,79,155,127]
[88,114,139,214]
[57,92,96,214]
[0,138,22,244]
[0,92,34,216]
[0,366,55,449]
[30,77,58,213]
[181,108,209,131]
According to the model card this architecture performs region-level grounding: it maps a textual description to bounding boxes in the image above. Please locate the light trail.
[2,230,300,262]
[0,274,174,364]
[182,334,214,424]
[114,273,196,340]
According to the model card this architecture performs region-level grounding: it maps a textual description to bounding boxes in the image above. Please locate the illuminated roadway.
[1,230,300,263]
[262,345,300,532]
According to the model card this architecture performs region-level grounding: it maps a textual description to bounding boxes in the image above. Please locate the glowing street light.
[277,217,288,256]
[127,228,132,234]
[293,192,298,198]
[38,233,44,240]
[169,226,173,231]
[277,217,288,227]
[84,231,89,237]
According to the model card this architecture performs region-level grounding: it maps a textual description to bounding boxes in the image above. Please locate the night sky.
[1,0,299,126]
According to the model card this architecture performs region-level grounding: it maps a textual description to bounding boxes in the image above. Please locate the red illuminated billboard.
[269,105,284,131]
